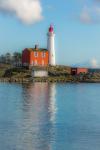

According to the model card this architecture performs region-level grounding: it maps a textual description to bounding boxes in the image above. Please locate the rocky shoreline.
[0,65,100,83]
[0,77,100,83]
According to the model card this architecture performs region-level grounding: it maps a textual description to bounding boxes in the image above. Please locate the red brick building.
[22,45,49,67]
[71,68,88,75]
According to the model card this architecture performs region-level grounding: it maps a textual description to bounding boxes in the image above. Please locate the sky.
[0,0,100,66]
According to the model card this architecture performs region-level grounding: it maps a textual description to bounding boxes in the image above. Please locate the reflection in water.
[48,84,57,123]
[20,83,57,150]
[1,83,100,150]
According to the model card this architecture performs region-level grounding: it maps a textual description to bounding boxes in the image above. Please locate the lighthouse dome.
[49,25,54,32]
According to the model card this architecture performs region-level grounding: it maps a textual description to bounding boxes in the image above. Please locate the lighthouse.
[47,25,56,66]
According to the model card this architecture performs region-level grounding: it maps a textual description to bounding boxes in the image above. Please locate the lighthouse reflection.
[21,83,57,150]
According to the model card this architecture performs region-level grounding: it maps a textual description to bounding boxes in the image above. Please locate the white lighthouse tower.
[47,25,56,66]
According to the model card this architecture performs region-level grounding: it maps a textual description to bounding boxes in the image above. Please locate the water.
[0,83,100,150]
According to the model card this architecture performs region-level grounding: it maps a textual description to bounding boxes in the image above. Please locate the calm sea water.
[0,83,100,150]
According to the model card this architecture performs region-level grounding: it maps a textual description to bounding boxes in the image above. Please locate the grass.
[1,64,100,83]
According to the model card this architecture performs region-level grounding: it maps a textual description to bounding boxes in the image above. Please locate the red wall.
[22,49,49,66]
[77,68,88,74]
[22,49,30,64]
[71,68,88,75]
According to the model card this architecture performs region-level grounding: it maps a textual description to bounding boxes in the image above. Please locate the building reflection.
[20,83,57,150]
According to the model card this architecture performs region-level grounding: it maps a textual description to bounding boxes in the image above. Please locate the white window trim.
[34,52,38,57]
[42,52,46,58]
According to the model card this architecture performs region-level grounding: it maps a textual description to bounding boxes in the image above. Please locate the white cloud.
[0,0,43,24]
[90,58,99,68]
[77,0,100,24]
[94,6,100,15]
[79,7,92,23]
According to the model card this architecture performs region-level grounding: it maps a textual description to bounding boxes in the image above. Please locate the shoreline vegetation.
[0,64,100,83]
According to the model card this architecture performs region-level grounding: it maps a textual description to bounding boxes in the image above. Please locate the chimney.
[35,44,39,50]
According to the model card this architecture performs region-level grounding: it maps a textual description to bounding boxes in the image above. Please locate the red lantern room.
[49,25,54,32]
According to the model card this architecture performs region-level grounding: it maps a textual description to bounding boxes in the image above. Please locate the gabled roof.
[24,48,48,52]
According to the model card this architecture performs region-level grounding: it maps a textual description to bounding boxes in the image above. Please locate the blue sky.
[0,0,100,66]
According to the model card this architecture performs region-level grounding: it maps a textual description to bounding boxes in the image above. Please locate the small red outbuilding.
[71,68,88,75]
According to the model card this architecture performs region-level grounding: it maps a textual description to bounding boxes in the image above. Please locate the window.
[42,52,46,58]
[34,52,38,57]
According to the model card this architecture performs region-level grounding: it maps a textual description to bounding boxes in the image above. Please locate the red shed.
[77,68,88,74]
[71,68,88,75]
